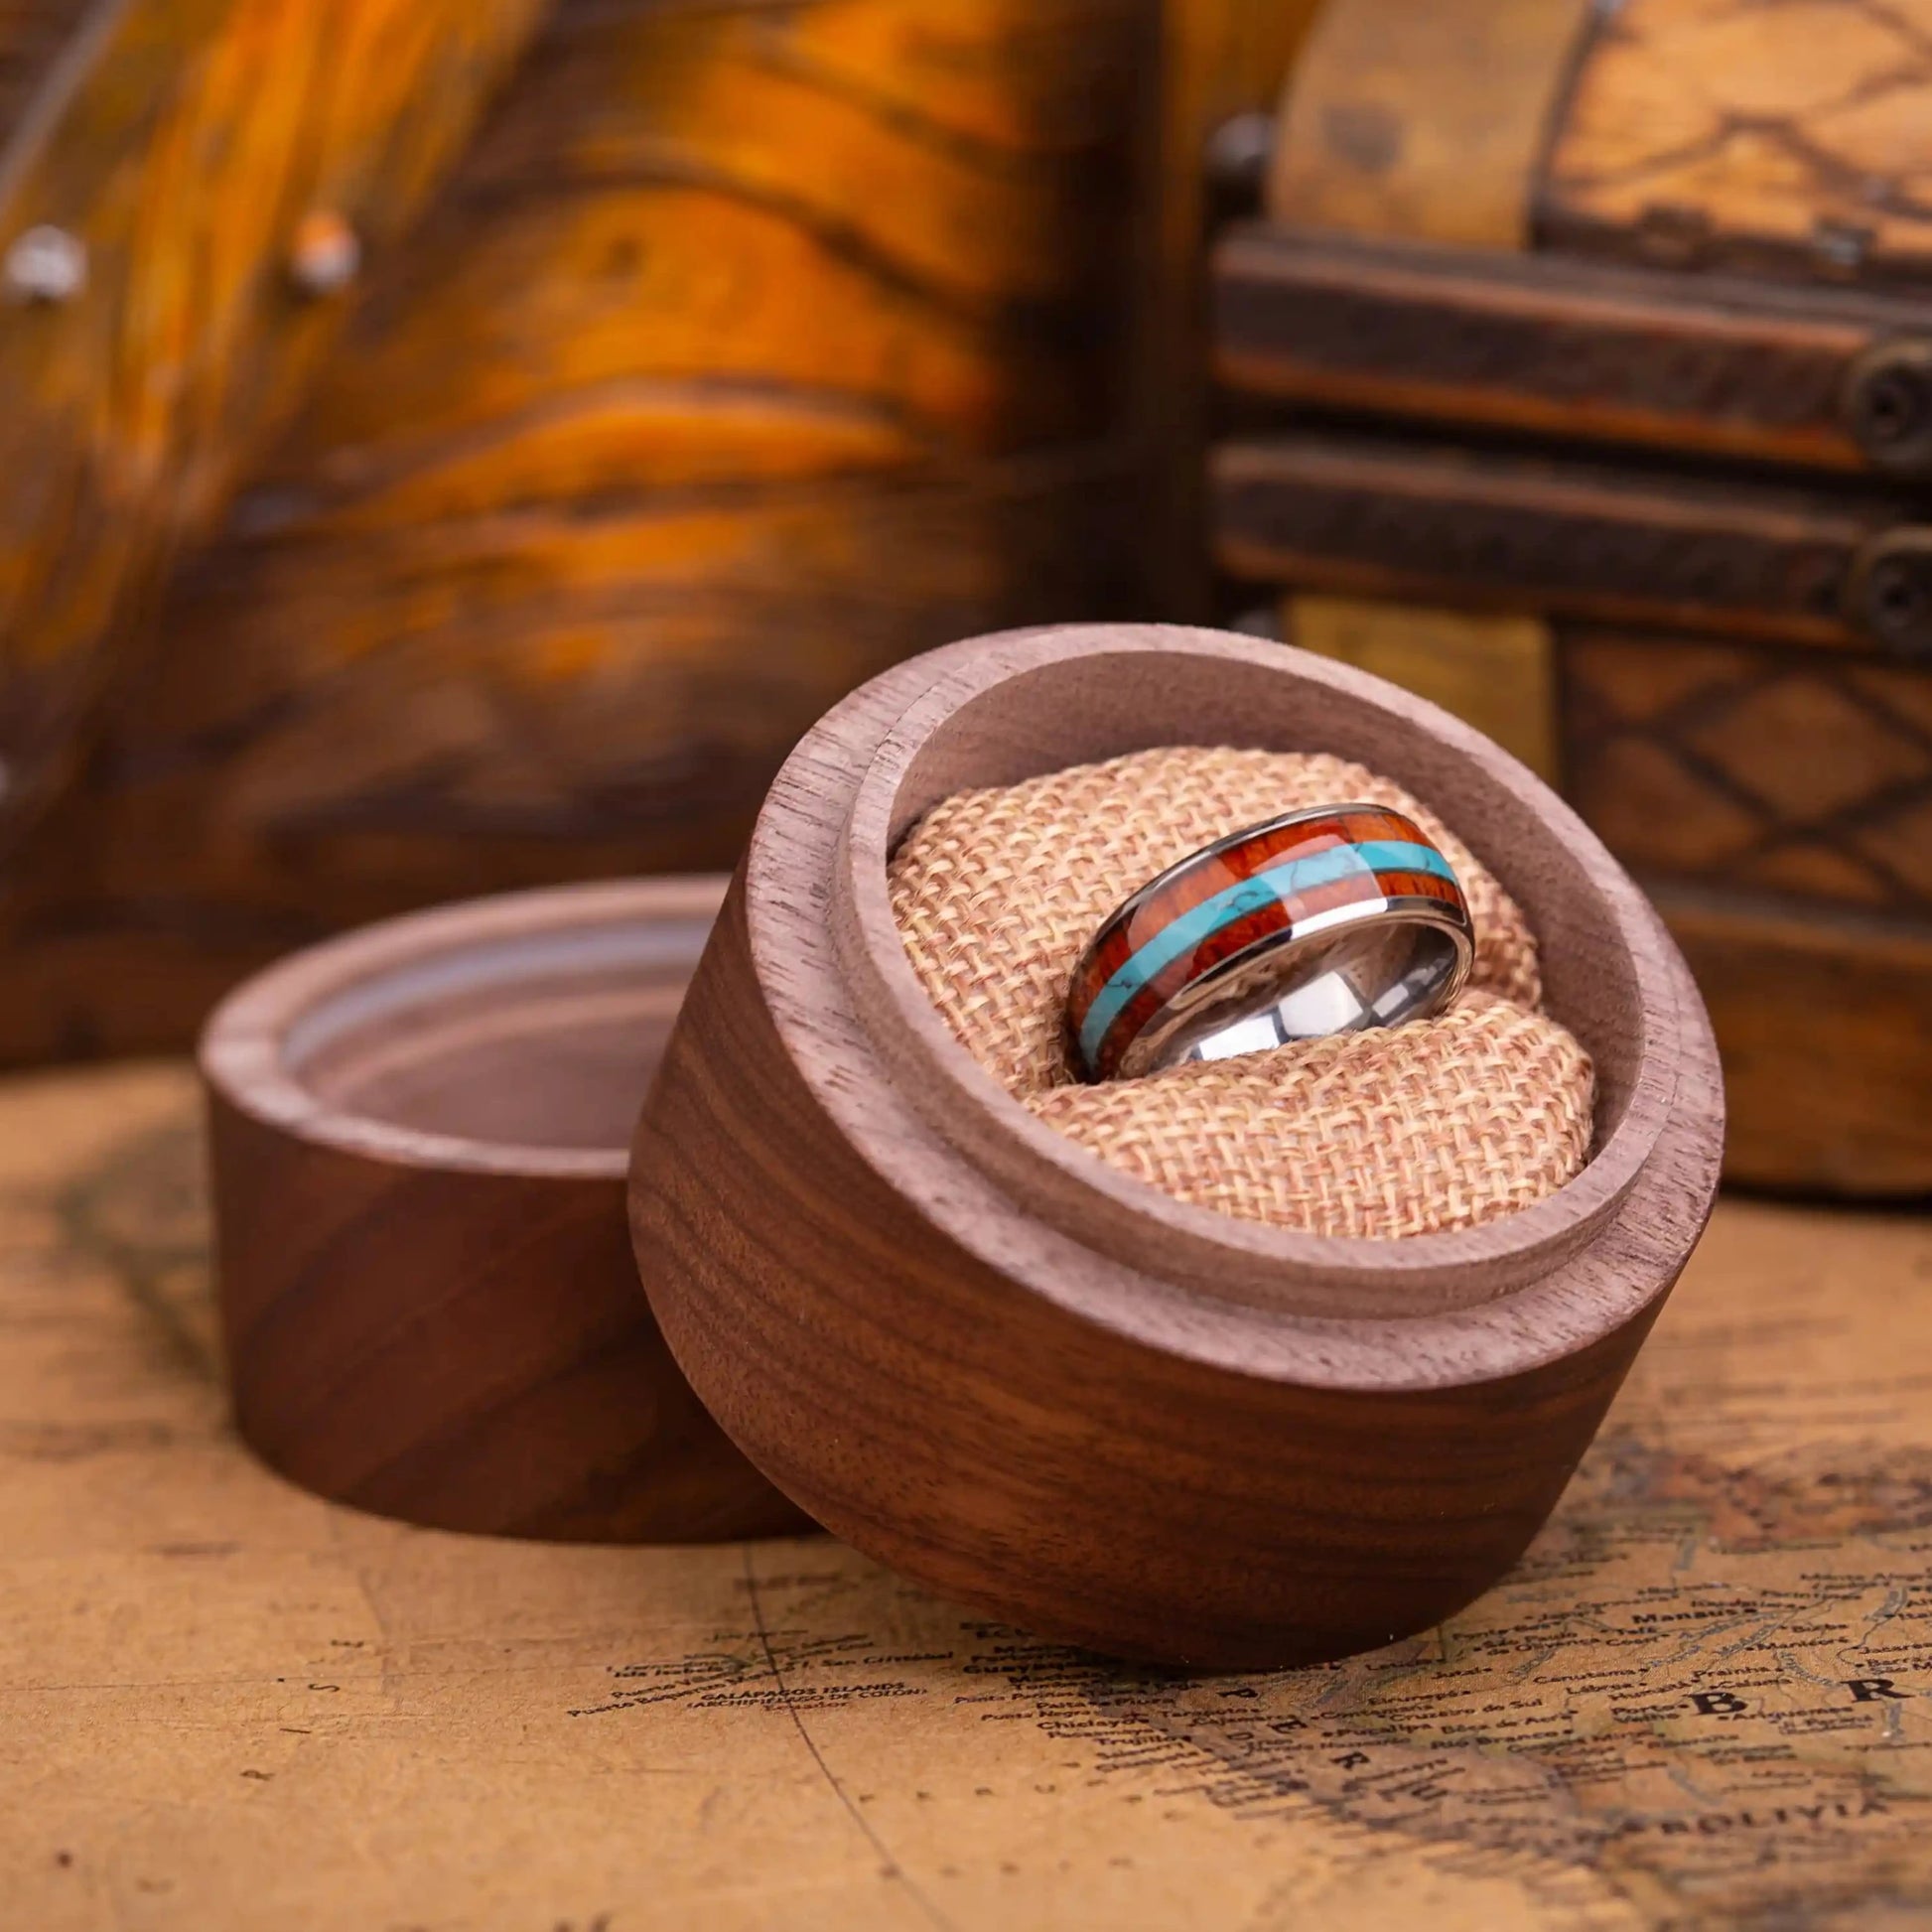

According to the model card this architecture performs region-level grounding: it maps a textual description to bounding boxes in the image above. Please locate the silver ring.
[1064,802,1475,1082]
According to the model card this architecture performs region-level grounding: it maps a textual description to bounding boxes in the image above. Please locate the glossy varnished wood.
[0,0,547,852]
[202,877,801,1543]
[629,624,1725,1666]
[0,0,1159,1066]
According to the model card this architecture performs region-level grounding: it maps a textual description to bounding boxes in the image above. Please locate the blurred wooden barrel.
[0,0,1308,1063]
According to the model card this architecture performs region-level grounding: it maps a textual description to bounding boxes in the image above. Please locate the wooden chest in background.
[1210,0,1932,1195]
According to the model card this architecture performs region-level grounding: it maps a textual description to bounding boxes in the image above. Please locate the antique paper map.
[2,1063,1929,1929]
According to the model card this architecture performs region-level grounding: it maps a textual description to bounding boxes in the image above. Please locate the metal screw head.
[287,209,360,297]
[1844,339,1932,474]
[1204,111,1277,214]
[1850,529,1932,659]
[4,225,87,305]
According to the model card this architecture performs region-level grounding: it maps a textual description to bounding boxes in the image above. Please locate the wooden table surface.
[2,1061,1928,1931]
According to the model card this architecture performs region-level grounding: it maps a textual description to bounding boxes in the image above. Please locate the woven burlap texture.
[889,746,1594,1240]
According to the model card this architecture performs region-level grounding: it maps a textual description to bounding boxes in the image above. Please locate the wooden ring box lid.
[630,622,1726,1669]
[202,879,806,1543]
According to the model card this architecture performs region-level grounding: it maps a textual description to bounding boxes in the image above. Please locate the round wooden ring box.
[202,879,805,1543]
[630,623,1726,1668]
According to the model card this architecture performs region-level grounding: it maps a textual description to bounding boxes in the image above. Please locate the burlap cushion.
[889,747,1594,1240]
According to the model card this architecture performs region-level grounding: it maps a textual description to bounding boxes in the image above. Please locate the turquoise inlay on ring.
[1074,839,1456,1070]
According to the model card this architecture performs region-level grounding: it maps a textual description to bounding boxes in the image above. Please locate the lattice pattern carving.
[1563,632,1932,910]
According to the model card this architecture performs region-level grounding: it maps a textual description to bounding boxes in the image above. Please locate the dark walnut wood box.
[629,622,1725,1669]
[1208,0,1932,1195]
[202,878,805,1544]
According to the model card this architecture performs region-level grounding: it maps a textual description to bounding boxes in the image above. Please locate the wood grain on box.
[1657,887,1932,1195]
[1562,630,1932,913]
[201,876,802,1543]
[630,624,1725,1668]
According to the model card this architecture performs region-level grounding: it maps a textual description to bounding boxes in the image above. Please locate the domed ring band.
[1064,802,1474,1083]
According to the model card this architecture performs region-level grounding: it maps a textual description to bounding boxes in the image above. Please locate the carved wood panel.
[1213,226,1932,476]
[1212,432,1898,649]
[1563,629,1932,912]
[1540,0,1932,286]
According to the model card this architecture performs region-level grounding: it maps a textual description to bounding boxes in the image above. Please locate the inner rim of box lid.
[282,915,707,1151]
[282,916,712,1155]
